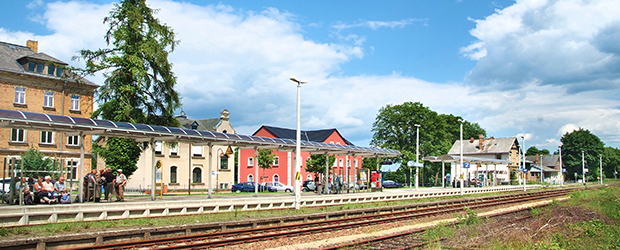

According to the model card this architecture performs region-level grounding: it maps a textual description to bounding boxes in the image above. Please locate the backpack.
[60,194,71,204]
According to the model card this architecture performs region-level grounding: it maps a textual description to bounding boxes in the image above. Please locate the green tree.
[370,102,486,186]
[94,138,141,177]
[526,146,550,156]
[560,128,604,181]
[602,147,620,178]
[20,148,59,178]
[257,149,275,183]
[79,0,181,176]
[305,154,336,178]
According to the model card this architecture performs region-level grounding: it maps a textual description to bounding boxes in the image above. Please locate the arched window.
[192,167,202,183]
[248,174,254,182]
[170,166,178,183]
[220,154,229,170]
[273,174,279,183]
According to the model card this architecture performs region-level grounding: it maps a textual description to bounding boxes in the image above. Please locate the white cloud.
[332,18,426,31]
[2,0,619,150]
[462,0,620,92]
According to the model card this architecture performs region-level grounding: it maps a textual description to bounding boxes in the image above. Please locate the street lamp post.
[458,119,464,195]
[415,124,421,191]
[290,77,307,210]
[558,145,563,187]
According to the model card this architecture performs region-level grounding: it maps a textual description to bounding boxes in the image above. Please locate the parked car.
[382,180,404,188]
[263,182,294,192]
[302,180,317,192]
[231,182,265,193]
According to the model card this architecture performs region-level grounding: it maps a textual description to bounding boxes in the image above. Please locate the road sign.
[212,171,221,175]
[226,146,234,155]
[463,162,470,169]
[413,163,424,168]
[407,161,415,167]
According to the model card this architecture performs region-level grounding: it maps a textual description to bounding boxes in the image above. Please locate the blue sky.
[1,0,620,151]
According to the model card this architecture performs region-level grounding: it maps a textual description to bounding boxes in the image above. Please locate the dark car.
[382,180,404,188]
[231,182,265,193]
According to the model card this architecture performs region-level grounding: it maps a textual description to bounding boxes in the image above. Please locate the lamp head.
[290,77,307,84]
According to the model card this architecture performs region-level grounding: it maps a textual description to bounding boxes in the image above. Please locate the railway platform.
[0,185,539,227]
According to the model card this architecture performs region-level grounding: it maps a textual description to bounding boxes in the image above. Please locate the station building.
[0,40,97,181]
[124,109,236,191]
[448,136,521,185]
[238,125,364,187]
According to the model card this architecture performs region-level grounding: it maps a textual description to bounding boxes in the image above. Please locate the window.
[339,159,344,167]
[170,166,178,183]
[44,92,54,108]
[273,156,279,166]
[192,145,202,157]
[10,128,25,142]
[220,154,229,170]
[273,174,279,183]
[219,183,229,189]
[248,157,254,166]
[192,167,202,183]
[248,174,254,182]
[70,95,80,111]
[55,67,63,77]
[28,62,36,72]
[190,121,198,130]
[155,141,162,155]
[15,87,25,104]
[47,65,55,75]
[66,160,78,181]
[347,159,351,167]
[170,144,178,156]
[67,135,79,146]
[40,131,53,144]
[36,63,44,73]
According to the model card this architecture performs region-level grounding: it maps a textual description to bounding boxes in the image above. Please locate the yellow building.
[0,40,97,181]
[127,109,236,192]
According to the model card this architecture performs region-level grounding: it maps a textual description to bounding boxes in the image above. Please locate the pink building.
[238,126,364,187]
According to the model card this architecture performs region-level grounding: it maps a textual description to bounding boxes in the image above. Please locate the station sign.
[463,162,470,169]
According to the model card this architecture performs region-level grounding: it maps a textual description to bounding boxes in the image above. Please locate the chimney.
[535,153,540,164]
[26,40,38,53]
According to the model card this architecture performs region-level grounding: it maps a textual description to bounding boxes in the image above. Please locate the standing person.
[83,170,96,202]
[103,168,115,202]
[114,169,127,202]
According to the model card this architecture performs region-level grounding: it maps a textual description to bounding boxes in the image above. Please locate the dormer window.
[28,62,36,71]
[56,66,63,77]
[36,63,44,73]
[191,121,198,130]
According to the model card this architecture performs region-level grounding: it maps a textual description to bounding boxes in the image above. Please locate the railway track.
[63,188,573,250]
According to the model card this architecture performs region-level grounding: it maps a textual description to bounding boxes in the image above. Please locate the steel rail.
[65,189,571,250]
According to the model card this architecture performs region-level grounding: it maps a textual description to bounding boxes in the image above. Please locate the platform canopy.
[423,154,512,164]
[0,109,400,157]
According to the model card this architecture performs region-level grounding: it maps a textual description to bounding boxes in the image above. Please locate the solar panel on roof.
[25,112,52,122]
[211,132,229,139]
[150,125,170,133]
[0,109,25,120]
[132,124,153,131]
[48,114,75,124]
[72,117,97,126]
[167,127,186,135]
[113,122,136,130]
[92,119,116,128]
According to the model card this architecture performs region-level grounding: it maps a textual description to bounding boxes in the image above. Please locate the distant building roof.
[0,41,97,87]
[254,125,354,145]
[526,155,560,168]
[448,137,517,155]
[177,109,232,133]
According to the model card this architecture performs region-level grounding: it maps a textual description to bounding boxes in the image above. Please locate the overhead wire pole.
[458,119,464,195]
[414,124,421,191]
[290,77,307,210]
[600,155,603,185]
[582,151,585,185]
[559,145,563,187]
[521,136,526,191]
